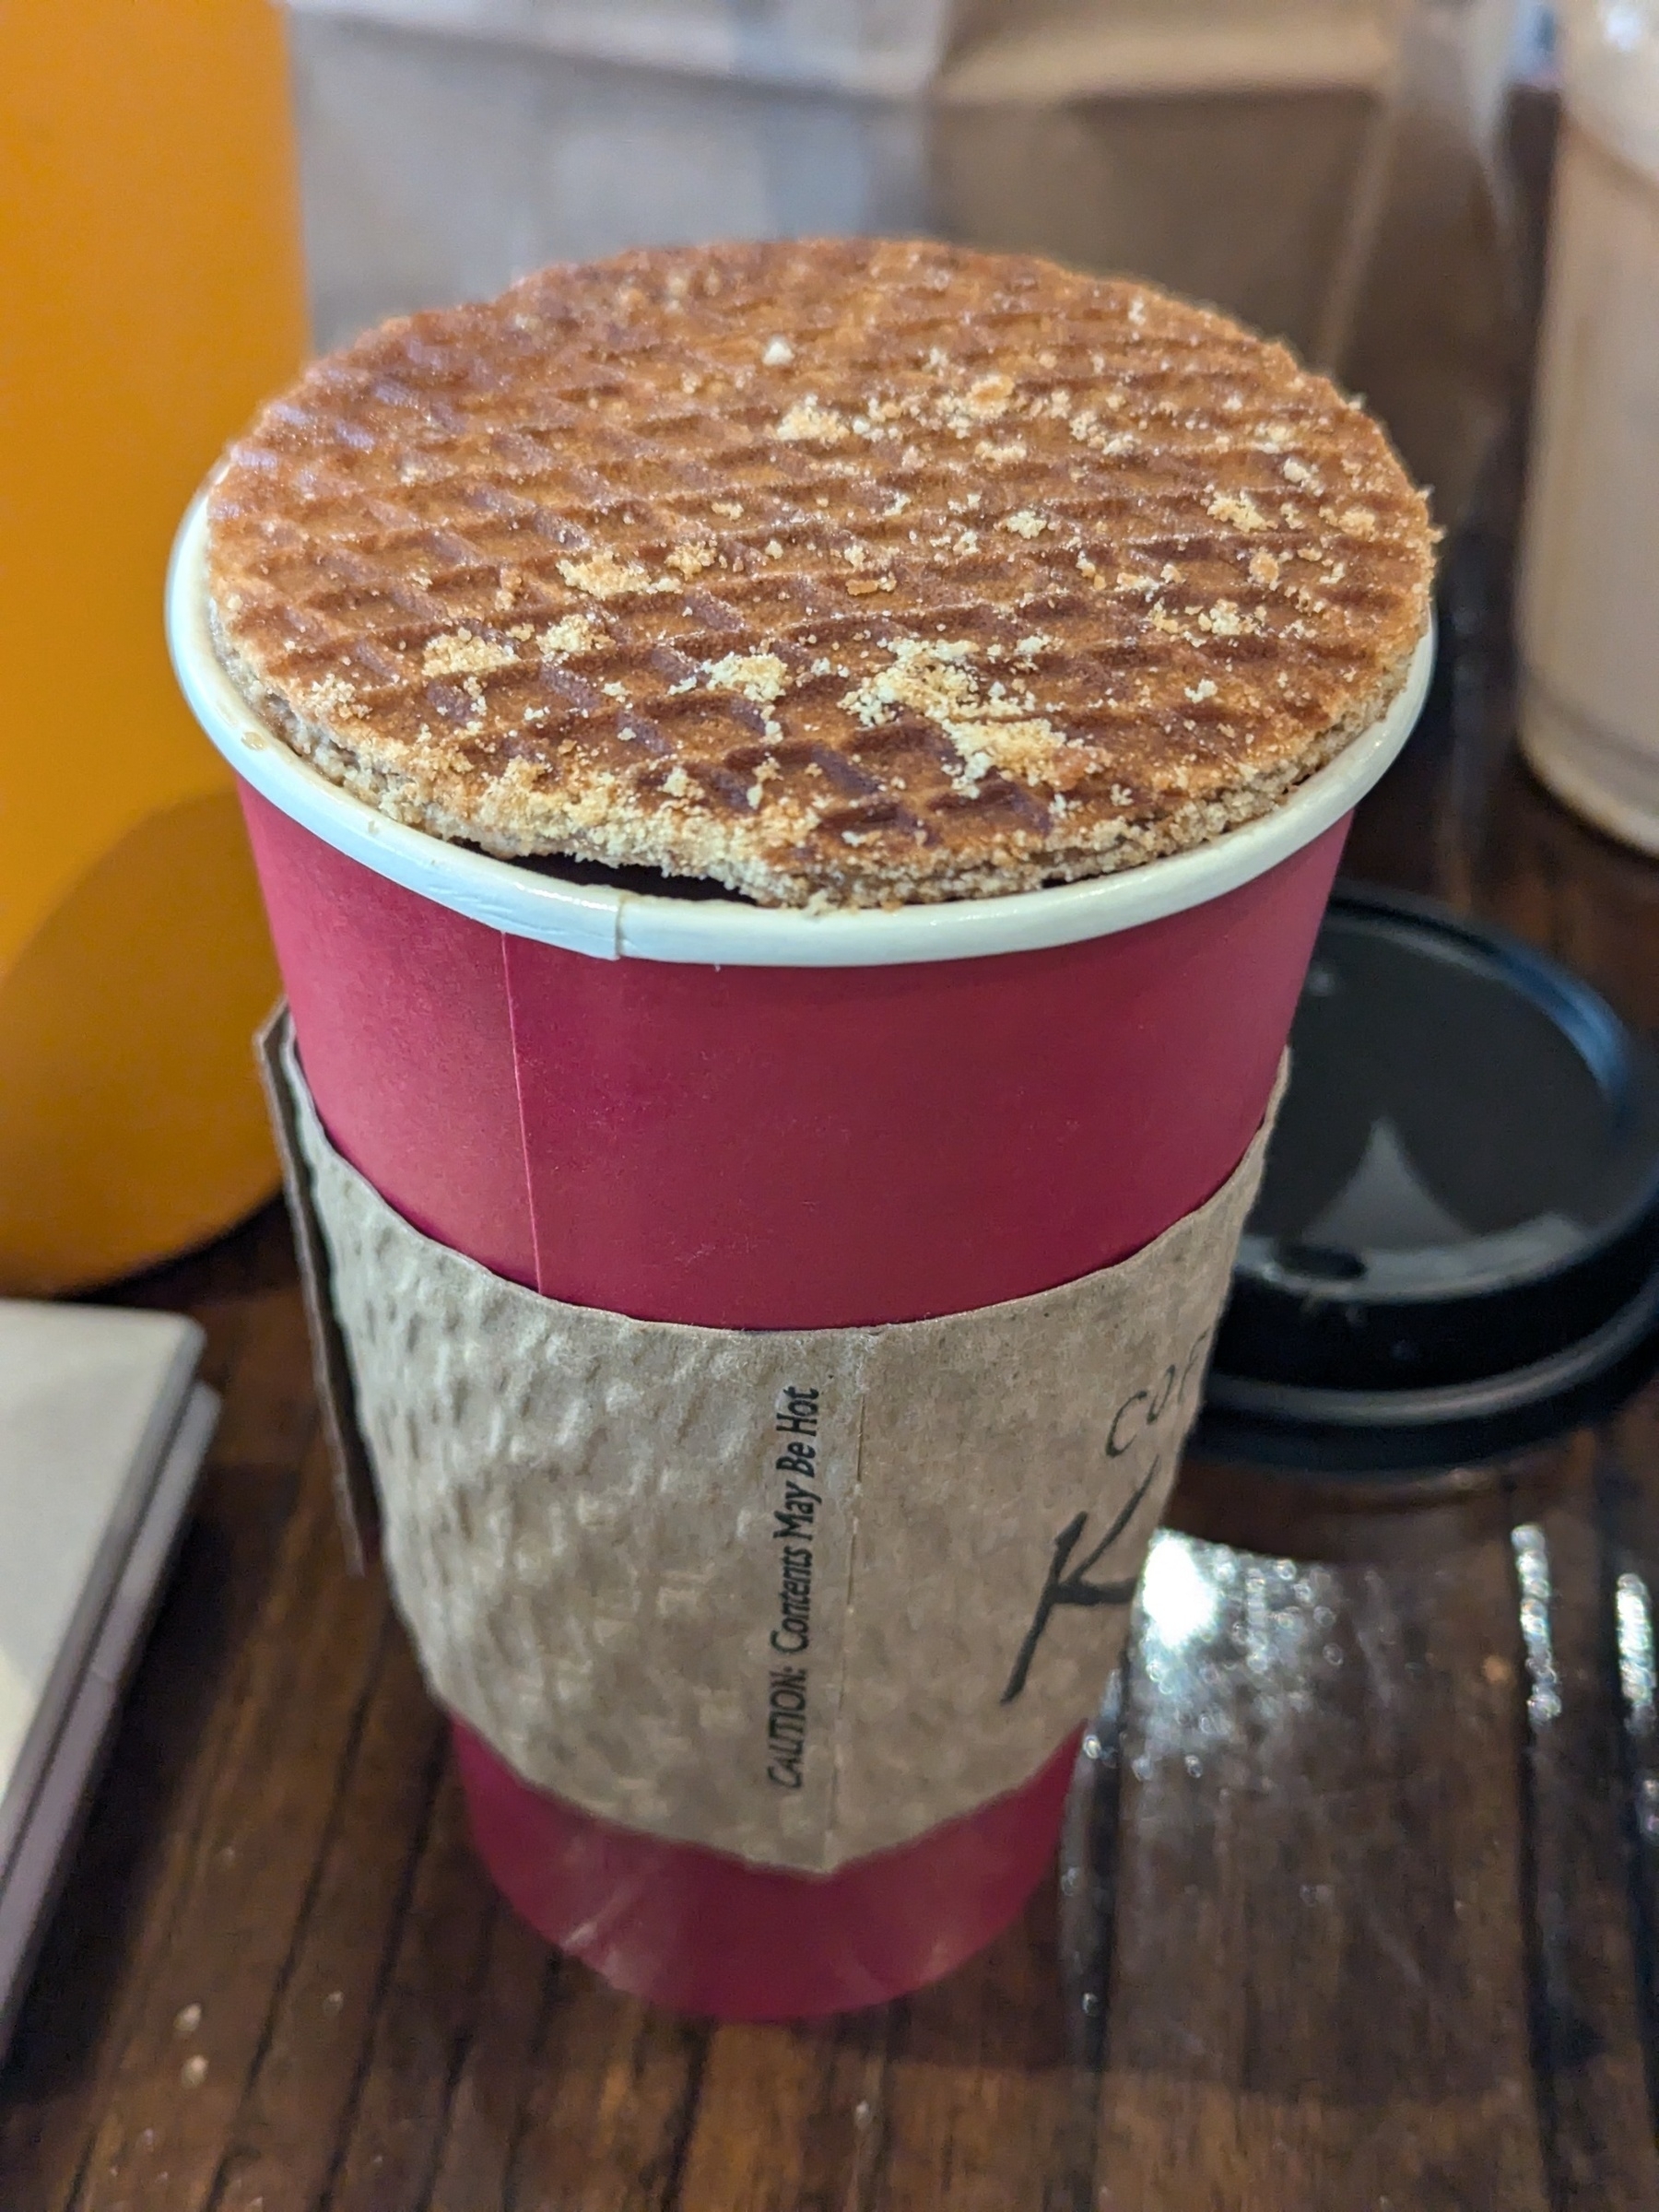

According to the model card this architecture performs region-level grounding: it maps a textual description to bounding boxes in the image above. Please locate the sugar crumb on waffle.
[206,239,1435,910]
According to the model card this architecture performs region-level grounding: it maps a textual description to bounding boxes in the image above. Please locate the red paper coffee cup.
[170,497,1430,2017]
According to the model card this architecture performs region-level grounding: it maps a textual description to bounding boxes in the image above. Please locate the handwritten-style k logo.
[999,1456,1163,1703]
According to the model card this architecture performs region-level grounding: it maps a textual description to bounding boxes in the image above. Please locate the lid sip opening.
[1196,886,1659,1477]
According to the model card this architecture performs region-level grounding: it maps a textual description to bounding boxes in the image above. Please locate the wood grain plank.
[419,1905,553,2212]
[194,1286,320,1483]
[196,1630,450,2212]
[1513,1433,1659,2209]
[673,2010,891,2212]
[322,1762,501,2212]
[65,1431,390,2212]
[868,1877,1099,2212]
[499,1970,707,2212]
[1092,1513,1551,2212]
[1604,1389,1659,2128]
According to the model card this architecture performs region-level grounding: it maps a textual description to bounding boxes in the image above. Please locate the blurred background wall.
[282,0,1538,526]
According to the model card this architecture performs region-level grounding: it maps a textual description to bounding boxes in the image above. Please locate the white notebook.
[0,1302,217,2057]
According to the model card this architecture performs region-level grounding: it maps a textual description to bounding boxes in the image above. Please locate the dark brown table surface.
[10,100,1659,2212]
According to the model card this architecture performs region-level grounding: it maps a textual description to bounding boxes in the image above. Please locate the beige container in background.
[1518,5,1659,850]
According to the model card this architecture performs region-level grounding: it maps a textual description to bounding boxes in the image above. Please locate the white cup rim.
[168,492,1431,968]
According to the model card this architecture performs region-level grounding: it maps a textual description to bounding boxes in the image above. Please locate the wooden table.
[9,618,1659,2212]
[10,112,1659,2212]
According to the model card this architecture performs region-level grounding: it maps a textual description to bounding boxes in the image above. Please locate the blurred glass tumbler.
[169,497,1429,2017]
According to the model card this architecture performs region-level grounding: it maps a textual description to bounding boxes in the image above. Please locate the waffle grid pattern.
[207,241,1433,906]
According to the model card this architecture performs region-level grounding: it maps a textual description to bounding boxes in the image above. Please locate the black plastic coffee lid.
[1194,886,1659,1476]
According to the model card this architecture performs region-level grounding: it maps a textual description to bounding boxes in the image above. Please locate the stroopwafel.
[206,240,1434,908]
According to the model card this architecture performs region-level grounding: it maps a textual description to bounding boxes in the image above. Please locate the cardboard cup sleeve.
[268,1012,1283,1877]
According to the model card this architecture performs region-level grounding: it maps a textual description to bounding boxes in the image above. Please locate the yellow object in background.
[0,0,307,1293]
